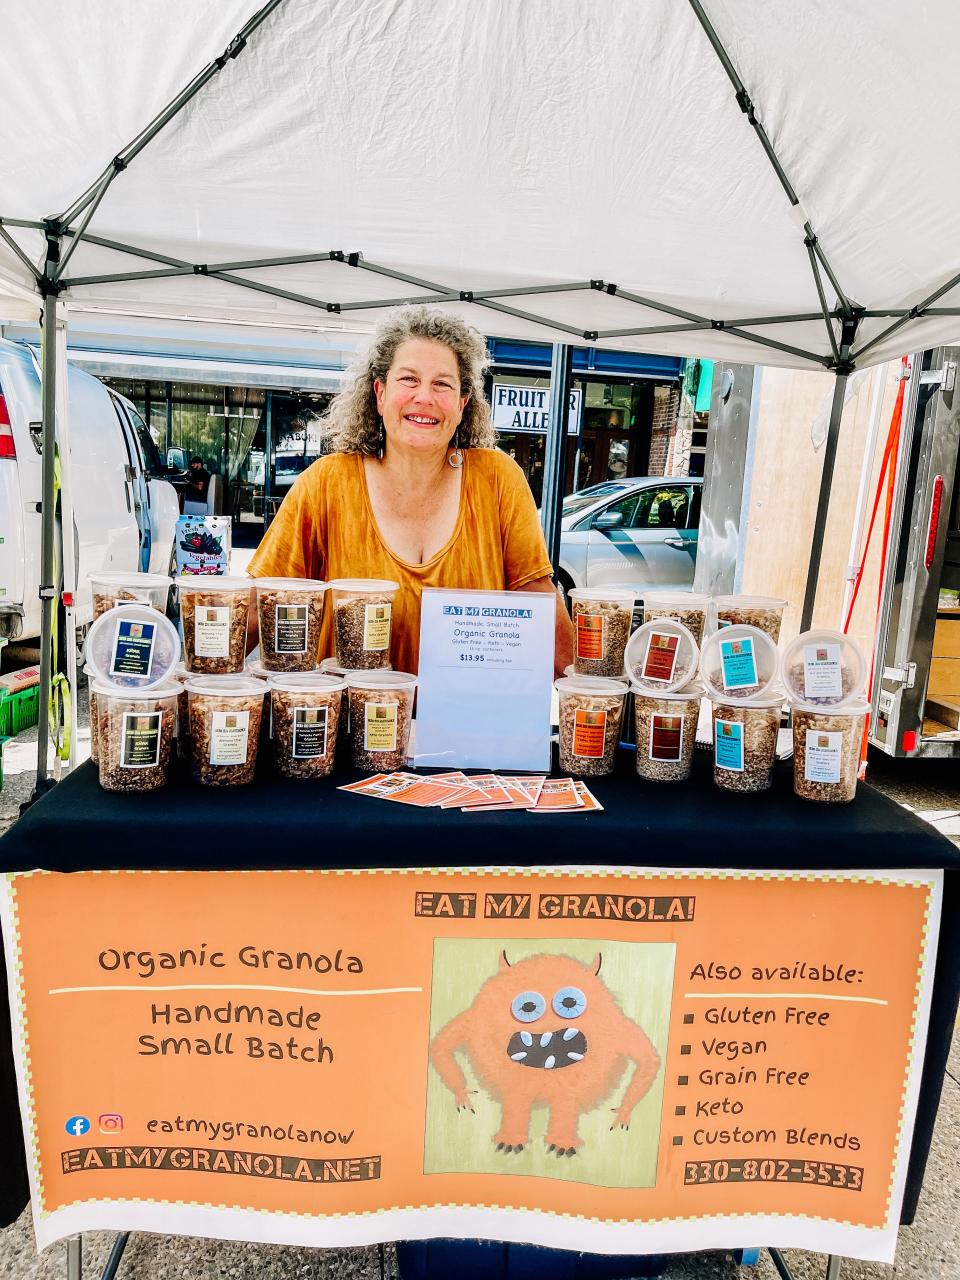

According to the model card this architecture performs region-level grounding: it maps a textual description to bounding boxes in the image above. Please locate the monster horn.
[500,950,512,970]
[593,952,602,975]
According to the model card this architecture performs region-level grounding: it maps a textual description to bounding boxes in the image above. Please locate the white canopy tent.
[3,0,960,794]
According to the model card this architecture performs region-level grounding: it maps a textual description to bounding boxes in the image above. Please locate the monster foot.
[493,1124,530,1153]
[544,1130,582,1157]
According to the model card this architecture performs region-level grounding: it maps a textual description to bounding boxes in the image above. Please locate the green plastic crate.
[0,685,40,738]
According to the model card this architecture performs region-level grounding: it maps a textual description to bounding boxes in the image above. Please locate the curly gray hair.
[321,307,496,455]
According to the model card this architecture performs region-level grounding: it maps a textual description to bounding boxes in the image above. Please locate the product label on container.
[120,711,163,768]
[293,706,328,759]
[110,619,156,679]
[275,604,309,655]
[572,708,606,758]
[714,719,744,771]
[649,713,683,762]
[194,606,231,658]
[803,644,844,700]
[805,729,843,784]
[209,710,250,765]
[719,637,759,691]
[363,604,392,652]
[364,702,398,751]
[576,613,606,661]
[641,632,679,683]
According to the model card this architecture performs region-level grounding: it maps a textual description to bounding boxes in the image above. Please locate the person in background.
[182,456,211,516]
[246,307,574,674]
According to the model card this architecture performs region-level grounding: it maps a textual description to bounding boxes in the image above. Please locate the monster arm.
[429,1010,475,1110]
[611,1018,661,1130]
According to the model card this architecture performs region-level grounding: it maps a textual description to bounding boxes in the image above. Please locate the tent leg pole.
[540,342,573,572]
[66,1234,82,1280]
[35,280,60,797]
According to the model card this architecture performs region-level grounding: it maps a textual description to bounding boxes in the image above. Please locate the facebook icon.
[65,1116,90,1137]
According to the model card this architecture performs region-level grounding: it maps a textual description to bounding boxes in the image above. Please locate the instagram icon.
[98,1113,123,1134]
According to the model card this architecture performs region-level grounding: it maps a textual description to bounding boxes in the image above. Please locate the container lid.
[624,618,700,693]
[185,675,266,697]
[92,679,181,701]
[568,586,637,605]
[88,571,172,589]
[268,672,346,693]
[711,684,786,710]
[243,660,271,681]
[630,679,704,702]
[714,594,787,610]
[790,697,870,717]
[642,590,711,608]
[253,577,327,592]
[320,656,359,677]
[329,578,400,594]
[345,669,417,690]
[781,629,867,706]
[699,623,779,701]
[83,604,181,690]
[175,575,251,593]
[555,675,629,697]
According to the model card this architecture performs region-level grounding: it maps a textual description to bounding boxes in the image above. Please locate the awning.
[64,347,348,393]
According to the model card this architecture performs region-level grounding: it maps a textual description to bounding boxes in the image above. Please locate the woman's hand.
[519,576,574,678]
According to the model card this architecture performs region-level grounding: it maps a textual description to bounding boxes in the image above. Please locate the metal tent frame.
[0,1,953,1275]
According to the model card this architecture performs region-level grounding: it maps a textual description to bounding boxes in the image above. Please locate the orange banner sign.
[0,867,940,1262]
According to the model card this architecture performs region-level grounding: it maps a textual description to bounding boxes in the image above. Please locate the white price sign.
[414,588,554,771]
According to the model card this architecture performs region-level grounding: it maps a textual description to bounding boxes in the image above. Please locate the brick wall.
[647,384,681,475]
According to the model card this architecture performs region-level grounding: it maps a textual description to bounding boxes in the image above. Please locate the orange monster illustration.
[430,951,660,1157]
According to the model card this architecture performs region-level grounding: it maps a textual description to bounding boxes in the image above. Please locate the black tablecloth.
[1,756,958,1230]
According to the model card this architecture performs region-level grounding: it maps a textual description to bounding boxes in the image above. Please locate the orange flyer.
[576,614,606,662]
[0,867,941,1263]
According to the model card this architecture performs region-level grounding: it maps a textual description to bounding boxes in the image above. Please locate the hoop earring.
[448,425,464,469]
[377,417,385,460]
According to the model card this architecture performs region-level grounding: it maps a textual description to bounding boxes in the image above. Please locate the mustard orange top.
[248,449,554,674]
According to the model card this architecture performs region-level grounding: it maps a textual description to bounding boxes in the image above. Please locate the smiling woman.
[247,308,573,674]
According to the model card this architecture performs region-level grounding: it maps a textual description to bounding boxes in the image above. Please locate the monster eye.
[511,991,546,1023]
[552,986,587,1019]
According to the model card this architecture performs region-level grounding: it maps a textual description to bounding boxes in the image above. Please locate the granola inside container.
[345,670,416,772]
[632,682,702,782]
[93,681,179,792]
[177,576,251,675]
[782,629,867,707]
[642,591,710,646]
[89,571,171,620]
[791,699,868,804]
[268,672,345,779]
[330,579,399,669]
[169,663,192,760]
[83,603,182,690]
[711,688,784,793]
[568,588,636,677]
[714,594,787,642]
[186,675,265,786]
[555,675,628,776]
[699,623,779,702]
[624,618,699,693]
[254,577,327,672]
[85,663,100,764]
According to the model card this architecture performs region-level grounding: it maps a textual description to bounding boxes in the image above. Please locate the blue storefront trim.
[487,339,683,381]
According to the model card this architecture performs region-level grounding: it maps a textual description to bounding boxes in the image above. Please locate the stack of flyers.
[340,772,602,813]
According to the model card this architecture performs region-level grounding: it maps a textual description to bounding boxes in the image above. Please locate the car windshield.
[561,483,629,517]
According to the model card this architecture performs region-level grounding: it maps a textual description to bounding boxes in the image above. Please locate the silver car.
[555,476,702,597]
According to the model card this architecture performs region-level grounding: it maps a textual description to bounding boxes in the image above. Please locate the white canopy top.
[3,0,960,369]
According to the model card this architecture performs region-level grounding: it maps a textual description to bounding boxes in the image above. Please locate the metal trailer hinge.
[918,361,957,391]
[882,663,917,689]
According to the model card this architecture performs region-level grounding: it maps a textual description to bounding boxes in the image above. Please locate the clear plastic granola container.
[330,579,399,670]
[781,629,867,707]
[632,682,703,782]
[345,670,417,772]
[714,595,787,643]
[169,662,192,760]
[712,687,785,794]
[176,576,251,675]
[642,591,711,646]
[85,662,100,764]
[554,675,628,777]
[568,588,636,678]
[699,623,779,702]
[186,675,266,786]
[268,672,345,779]
[254,577,327,672]
[92,680,179,792]
[624,618,699,694]
[83,603,182,690]
[791,698,869,804]
[88,571,171,620]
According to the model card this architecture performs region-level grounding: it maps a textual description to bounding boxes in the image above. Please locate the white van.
[0,338,179,640]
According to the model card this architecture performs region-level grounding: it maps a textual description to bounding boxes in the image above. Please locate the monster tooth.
[511,1052,527,1061]
[562,1028,578,1041]
[539,1032,553,1048]
[567,1052,584,1061]
[520,1031,533,1047]
[544,1055,556,1069]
